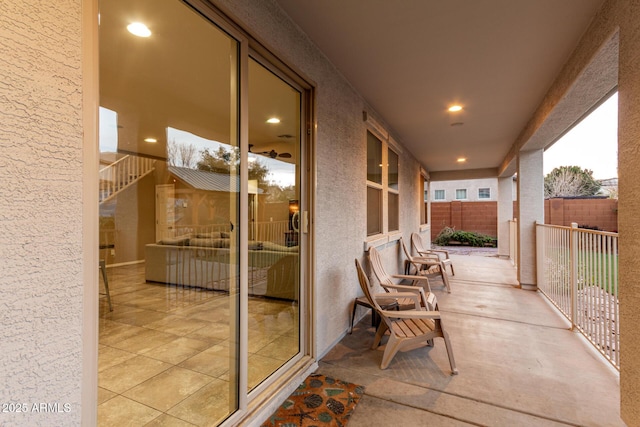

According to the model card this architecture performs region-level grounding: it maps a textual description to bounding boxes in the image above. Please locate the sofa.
[145,232,298,300]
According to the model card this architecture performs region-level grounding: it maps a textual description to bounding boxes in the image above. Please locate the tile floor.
[98,263,299,426]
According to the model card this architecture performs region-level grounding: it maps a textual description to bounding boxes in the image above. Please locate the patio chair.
[355,258,458,373]
[349,291,399,334]
[368,246,437,310]
[411,232,455,275]
[400,238,451,293]
[350,247,436,333]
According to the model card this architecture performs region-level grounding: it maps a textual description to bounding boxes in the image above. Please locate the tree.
[167,139,198,168]
[264,184,297,203]
[544,166,601,198]
[197,146,270,187]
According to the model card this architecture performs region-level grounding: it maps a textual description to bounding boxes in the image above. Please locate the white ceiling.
[274,0,605,175]
[100,0,300,162]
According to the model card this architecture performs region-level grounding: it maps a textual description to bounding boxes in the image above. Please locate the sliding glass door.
[97,1,306,425]
[246,57,302,390]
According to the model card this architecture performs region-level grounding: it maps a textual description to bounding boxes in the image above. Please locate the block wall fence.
[429,198,618,241]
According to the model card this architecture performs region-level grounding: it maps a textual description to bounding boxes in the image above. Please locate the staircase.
[99,155,156,204]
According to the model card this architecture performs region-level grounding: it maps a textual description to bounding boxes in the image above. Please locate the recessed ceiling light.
[266,117,281,124]
[127,22,151,38]
[457,157,466,163]
[448,105,463,112]
[144,137,157,143]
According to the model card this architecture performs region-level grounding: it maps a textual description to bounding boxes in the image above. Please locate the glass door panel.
[247,58,301,390]
[98,0,240,424]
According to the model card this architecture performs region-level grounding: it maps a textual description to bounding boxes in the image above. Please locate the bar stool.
[99,259,113,311]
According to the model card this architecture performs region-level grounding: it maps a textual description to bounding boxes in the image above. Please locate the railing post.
[536,221,544,290]
[570,222,578,330]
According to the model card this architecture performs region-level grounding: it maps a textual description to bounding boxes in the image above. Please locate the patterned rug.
[261,374,364,427]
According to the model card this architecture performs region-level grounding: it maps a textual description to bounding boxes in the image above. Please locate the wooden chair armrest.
[429,249,451,259]
[382,282,425,292]
[375,292,421,309]
[391,274,430,282]
[411,257,441,265]
[414,252,441,261]
[370,292,401,307]
[380,309,441,319]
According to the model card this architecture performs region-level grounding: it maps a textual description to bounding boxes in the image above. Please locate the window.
[367,131,382,184]
[388,192,399,232]
[420,178,428,225]
[366,128,399,236]
[478,187,491,199]
[434,189,445,200]
[367,186,382,236]
[388,149,399,231]
[455,189,467,200]
[367,131,383,236]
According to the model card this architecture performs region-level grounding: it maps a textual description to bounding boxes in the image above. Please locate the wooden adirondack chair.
[350,246,436,334]
[400,238,451,293]
[355,258,458,373]
[367,246,437,310]
[411,232,455,275]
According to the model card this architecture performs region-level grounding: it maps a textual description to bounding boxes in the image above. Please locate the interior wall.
[0,1,84,425]
[215,0,425,355]
[112,174,156,264]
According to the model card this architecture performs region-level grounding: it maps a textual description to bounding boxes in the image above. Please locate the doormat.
[261,374,364,427]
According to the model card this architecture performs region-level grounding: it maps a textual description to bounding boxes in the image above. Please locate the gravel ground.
[432,245,499,256]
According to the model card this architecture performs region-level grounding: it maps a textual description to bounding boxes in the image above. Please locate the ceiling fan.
[249,144,292,159]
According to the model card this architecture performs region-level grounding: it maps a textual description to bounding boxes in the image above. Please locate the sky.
[99,108,296,187]
[543,92,618,180]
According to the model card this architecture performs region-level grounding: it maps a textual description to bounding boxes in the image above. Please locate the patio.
[317,252,624,426]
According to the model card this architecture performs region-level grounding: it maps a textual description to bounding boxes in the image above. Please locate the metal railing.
[536,222,619,369]
[172,220,292,247]
[99,155,156,204]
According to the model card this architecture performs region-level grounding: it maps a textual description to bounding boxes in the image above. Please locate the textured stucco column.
[497,176,514,257]
[619,0,640,423]
[516,150,544,290]
[0,1,85,425]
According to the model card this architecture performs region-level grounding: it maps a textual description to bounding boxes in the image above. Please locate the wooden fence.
[430,198,618,241]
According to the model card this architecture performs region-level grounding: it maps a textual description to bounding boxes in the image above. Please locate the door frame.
[83,0,317,424]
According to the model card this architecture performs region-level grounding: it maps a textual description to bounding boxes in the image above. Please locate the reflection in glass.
[367,131,383,184]
[247,58,301,390]
[388,149,399,191]
[98,0,240,424]
[367,186,382,236]
[388,192,399,232]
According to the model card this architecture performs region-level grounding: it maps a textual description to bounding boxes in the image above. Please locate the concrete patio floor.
[317,253,625,426]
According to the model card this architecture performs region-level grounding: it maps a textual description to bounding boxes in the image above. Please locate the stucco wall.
[618,0,640,423]
[431,178,500,202]
[0,1,84,426]
[216,0,424,356]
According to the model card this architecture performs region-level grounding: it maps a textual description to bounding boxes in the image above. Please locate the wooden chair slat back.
[354,258,382,312]
[368,247,396,288]
[411,232,426,254]
[400,238,413,261]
